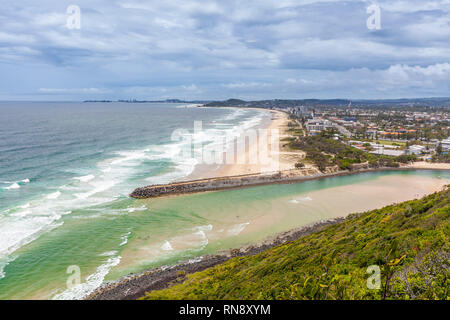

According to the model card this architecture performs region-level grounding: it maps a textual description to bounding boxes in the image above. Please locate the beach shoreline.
[187,108,300,180]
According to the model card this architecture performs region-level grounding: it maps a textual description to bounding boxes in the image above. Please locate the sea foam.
[289,196,313,204]
[227,222,250,236]
[119,232,131,246]
[47,191,61,199]
[52,254,121,300]
[4,183,20,190]
[3,178,31,190]
[73,175,95,182]
[161,241,174,251]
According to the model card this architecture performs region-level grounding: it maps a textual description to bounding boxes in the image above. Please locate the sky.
[1,0,450,101]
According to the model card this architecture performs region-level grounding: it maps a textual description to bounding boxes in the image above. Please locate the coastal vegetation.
[142,186,450,300]
[433,143,450,163]
[287,129,414,172]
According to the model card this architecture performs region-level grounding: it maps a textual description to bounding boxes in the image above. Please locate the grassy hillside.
[142,187,449,300]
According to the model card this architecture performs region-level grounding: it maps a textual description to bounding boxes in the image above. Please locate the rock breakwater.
[130,168,328,199]
[129,165,446,199]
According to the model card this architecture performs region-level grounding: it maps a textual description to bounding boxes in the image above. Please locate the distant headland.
[204,97,450,109]
[83,97,450,109]
[83,99,212,104]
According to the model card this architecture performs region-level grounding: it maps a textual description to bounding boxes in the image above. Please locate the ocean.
[0,102,449,300]
[0,102,268,299]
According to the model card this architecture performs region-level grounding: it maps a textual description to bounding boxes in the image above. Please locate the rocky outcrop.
[349,162,370,171]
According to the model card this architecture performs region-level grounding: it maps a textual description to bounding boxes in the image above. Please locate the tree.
[295,162,305,169]
[436,143,443,156]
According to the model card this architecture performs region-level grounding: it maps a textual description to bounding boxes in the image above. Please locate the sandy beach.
[189,108,305,180]
[406,161,450,170]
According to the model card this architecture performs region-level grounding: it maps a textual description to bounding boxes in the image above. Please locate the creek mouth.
[91,168,450,300]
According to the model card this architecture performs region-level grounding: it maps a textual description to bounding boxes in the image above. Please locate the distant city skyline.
[1,0,450,101]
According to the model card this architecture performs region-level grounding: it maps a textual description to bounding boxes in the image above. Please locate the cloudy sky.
[1,0,450,101]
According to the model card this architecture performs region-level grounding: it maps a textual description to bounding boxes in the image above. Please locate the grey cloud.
[0,0,450,100]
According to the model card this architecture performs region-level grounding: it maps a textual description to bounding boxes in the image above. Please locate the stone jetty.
[130,163,449,199]
[130,168,326,199]
[129,163,445,199]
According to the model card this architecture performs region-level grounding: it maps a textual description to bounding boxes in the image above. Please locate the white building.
[306,119,334,135]
[408,145,426,155]
[436,138,450,151]
[370,148,406,157]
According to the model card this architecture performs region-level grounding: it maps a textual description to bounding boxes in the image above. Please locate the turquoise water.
[0,102,269,299]
[0,103,448,300]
